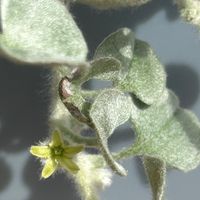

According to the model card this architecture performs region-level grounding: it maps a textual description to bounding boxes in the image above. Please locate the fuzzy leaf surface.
[131,95,200,171]
[143,157,166,200]
[94,28,166,104]
[94,28,135,68]
[119,39,166,105]
[132,90,179,136]
[0,0,88,64]
[88,57,121,81]
[80,57,121,83]
[90,89,135,175]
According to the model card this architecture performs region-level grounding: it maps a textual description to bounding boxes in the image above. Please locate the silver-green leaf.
[80,57,121,83]
[132,90,179,136]
[132,104,200,171]
[94,28,135,69]
[94,28,166,105]
[0,0,88,64]
[118,39,166,105]
[143,157,166,200]
[90,89,135,176]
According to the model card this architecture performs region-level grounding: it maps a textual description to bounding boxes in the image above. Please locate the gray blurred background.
[0,0,200,199]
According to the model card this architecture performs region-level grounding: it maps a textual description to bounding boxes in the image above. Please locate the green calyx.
[51,146,64,157]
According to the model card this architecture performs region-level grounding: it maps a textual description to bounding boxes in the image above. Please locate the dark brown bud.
[59,77,73,100]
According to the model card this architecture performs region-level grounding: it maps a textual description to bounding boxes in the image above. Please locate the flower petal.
[59,158,80,174]
[64,145,84,157]
[41,159,57,179]
[30,146,50,158]
[51,130,63,147]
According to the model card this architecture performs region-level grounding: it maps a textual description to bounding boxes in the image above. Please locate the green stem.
[57,121,98,147]
[95,145,141,168]
[113,144,140,161]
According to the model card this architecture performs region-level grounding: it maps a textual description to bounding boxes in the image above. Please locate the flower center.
[52,146,64,157]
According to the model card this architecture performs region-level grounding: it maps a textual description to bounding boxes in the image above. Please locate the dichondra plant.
[1,0,200,199]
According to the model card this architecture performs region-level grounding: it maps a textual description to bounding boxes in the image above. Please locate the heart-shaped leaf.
[94,28,166,105]
[90,89,135,176]
[0,0,88,64]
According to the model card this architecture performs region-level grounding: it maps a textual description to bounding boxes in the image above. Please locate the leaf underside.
[90,89,134,176]
[0,0,88,64]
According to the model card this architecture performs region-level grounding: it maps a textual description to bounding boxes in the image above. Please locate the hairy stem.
[113,144,140,161]
[56,120,98,147]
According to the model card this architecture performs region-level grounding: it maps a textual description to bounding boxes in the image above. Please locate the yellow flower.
[30,130,84,179]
